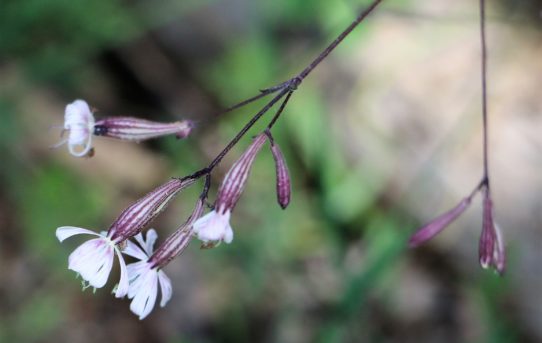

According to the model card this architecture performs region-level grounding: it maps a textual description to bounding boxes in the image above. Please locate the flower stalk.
[408,0,506,275]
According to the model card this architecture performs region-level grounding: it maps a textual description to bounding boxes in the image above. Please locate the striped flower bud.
[108,177,195,242]
[149,198,205,268]
[193,133,267,245]
[408,197,472,248]
[94,117,193,142]
[479,189,505,274]
[216,133,268,211]
[270,142,291,209]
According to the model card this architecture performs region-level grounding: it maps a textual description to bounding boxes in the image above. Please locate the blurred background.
[0,0,541,342]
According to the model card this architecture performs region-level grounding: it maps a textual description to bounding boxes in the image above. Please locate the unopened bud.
[108,178,195,242]
[270,143,291,209]
[408,197,472,248]
[94,117,193,142]
[216,133,267,212]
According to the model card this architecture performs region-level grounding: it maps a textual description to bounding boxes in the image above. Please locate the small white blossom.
[192,207,234,244]
[56,226,129,297]
[124,229,172,320]
[54,100,96,157]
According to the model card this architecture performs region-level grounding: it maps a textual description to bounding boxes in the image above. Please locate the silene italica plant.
[54,0,505,320]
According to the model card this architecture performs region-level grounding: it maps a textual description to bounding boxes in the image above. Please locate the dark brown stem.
[207,89,289,171]
[267,90,294,130]
[480,0,489,187]
[296,0,383,82]
[216,87,282,116]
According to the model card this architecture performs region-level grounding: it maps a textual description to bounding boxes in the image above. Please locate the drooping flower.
[57,177,194,296]
[94,117,193,142]
[124,200,204,319]
[54,99,194,158]
[53,100,95,157]
[193,133,268,245]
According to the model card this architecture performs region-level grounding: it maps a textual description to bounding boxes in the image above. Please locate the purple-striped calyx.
[123,199,204,319]
[94,117,193,142]
[270,142,291,209]
[56,177,193,297]
[479,189,505,274]
[108,178,195,242]
[408,197,472,248]
[193,133,268,245]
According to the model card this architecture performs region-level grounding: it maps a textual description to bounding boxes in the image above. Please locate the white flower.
[54,100,95,157]
[56,226,129,297]
[192,207,234,244]
[123,229,172,320]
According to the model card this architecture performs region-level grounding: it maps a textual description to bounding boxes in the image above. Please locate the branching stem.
[181,0,384,197]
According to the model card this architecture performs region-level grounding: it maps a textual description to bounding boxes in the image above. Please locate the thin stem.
[267,90,294,130]
[296,0,383,82]
[180,0,385,192]
[480,0,489,186]
[468,177,486,199]
[207,88,289,171]
[264,128,275,145]
[216,87,281,116]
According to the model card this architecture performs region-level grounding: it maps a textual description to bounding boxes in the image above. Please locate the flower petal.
[144,229,158,256]
[193,210,234,244]
[158,270,172,307]
[56,226,101,242]
[123,240,149,261]
[114,247,130,298]
[492,223,506,275]
[68,238,114,288]
[223,222,234,244]
[127,261,150,298]
[129,269,158,320]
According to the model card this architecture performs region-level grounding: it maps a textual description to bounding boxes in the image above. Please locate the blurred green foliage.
[0,0,528,342]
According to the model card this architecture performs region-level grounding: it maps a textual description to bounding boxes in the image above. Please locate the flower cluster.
[54,99,193,158]
[56,129,292,319]
[54,0,505,320]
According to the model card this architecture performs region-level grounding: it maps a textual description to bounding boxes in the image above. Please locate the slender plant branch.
[267,90,294,130]
[296,0,383,82]
[178,0,384,197]
[479,0,489,187]
[216,87,282,117]
[207,88,289,171]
